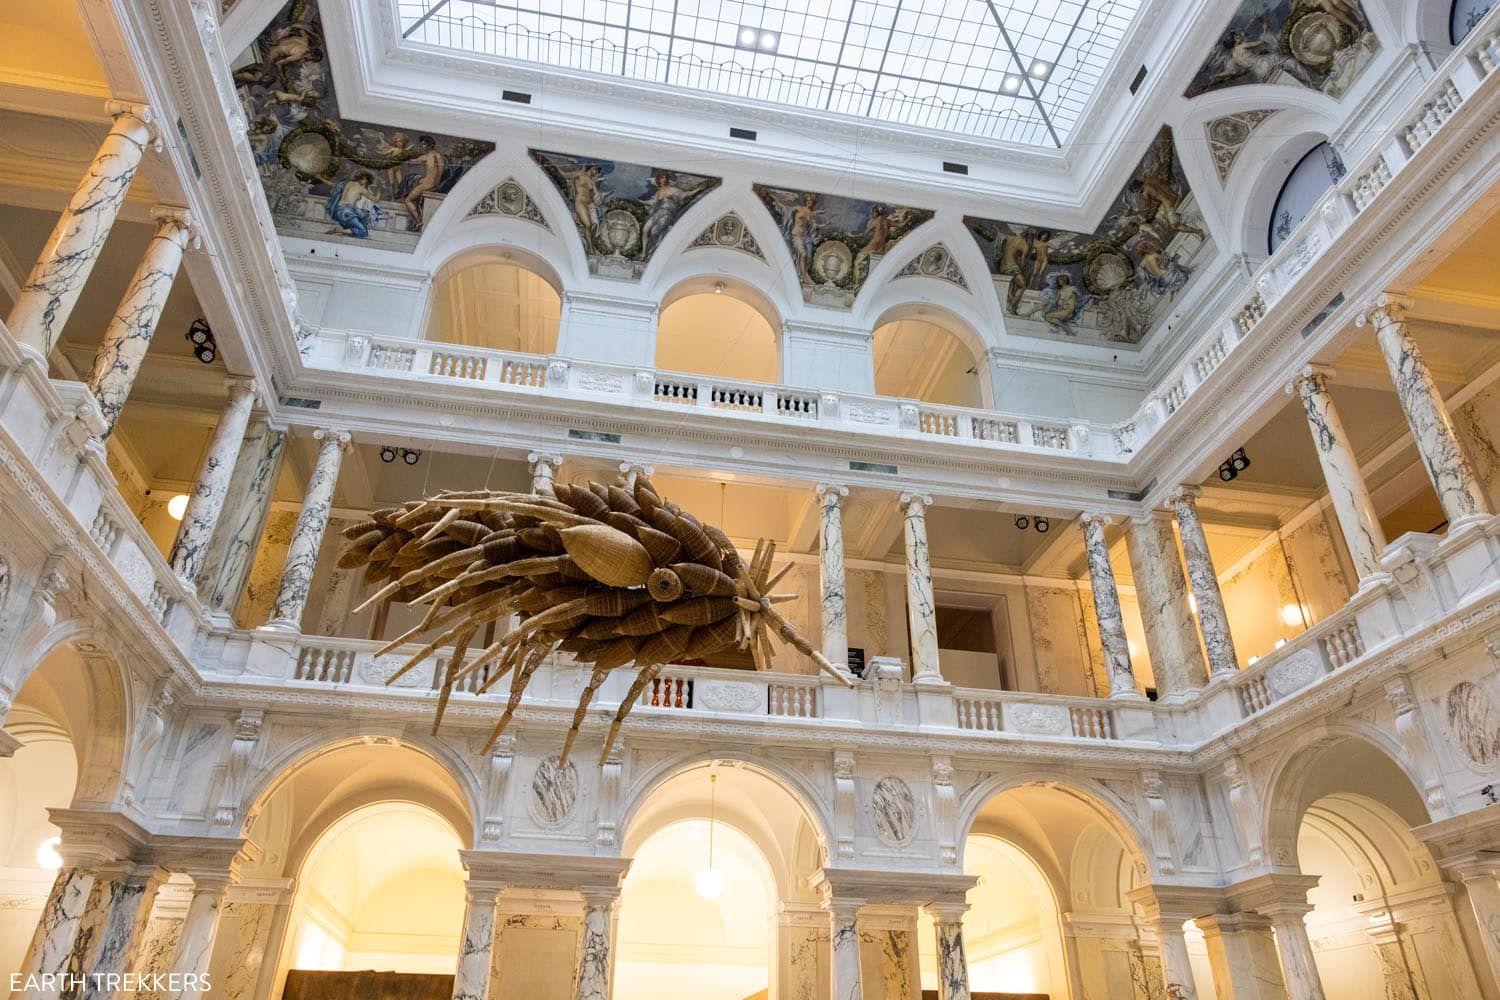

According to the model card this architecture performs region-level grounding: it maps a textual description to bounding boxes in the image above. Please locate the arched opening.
[283,802,466,975]
[0,639,123,974]
[617,759,827,1000]
[215,738,475,1000]
[872,315,985,408]
[918,834,1068,997]
[943,781,1155,1000]
[426,254,561,355]
[654,282,780,384]
[1452,1,1495,43]
[1267,141,1346,254]
[1269,735,1488,1000]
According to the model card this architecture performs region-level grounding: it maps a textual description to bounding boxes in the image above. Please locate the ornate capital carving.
[224,377,259,404]
[1079,511,1114,528]
[1355,291,1414,329]
[1163,484,1202,509]
[150,206,200,248]
[1285,363,1335,397]
[527,451,563,469]
[313,427,353,451]
[816,483,849,501]
[104,100,161,148]
[899,492,933,512]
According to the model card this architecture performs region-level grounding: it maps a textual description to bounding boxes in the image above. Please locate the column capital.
[149,205,201,248]
[923,900,969,924]
[899,492,933,511]
[527,451,563,468]
[463,880,504,906]
[1079,510,1114,528]
[1355,291,1415,328]
[816,482,849,499]
[619,460,654,479]
[1163,484,1202,507]
[312,427,352,451]
[1193,910,1275,938]
[1226,872,1321,918]
[224,376,259,403]
[1285,363,1336,397]
[104,100,161,145]
[579,886,621,910]
[1126,883,1224,922]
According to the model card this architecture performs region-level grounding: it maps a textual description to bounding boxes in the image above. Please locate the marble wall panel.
[858,926,919,1000]
[779,923,831,1000]
[206,900,278,1000]
[1456,383,1500,513]
[238,509,297,628]
[492,913,581,1000]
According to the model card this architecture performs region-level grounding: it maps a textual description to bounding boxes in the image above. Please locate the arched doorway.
[426,254,561,355]
[871,315,985,408]
[617,759,828,1000]
[654,283,780,384]
[1268,734,1489,1000]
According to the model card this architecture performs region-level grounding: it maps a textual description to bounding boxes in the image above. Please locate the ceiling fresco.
[529,149,722,280]
[235,0,495,252]
[964,127,1211,347]
[1183,0,1380,100]
[754,186,934,309]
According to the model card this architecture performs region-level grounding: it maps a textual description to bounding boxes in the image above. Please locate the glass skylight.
[397,0,1143,147]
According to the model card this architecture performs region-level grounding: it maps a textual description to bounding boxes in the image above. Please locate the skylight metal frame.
[396,0,1142,148]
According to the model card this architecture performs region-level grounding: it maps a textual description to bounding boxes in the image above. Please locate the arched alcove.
[654,279,780,384]
[1450,0,1495,43]
[425,253,561,355]
[618,760,827,1000]
[871,314,986,408]
[1267,141,1345,254]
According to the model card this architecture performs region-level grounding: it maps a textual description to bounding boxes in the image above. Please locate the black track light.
[380,446,397,463]
[1015,515,1030,530]
[187,318,211,345]
[402,448,421,465]
[1219,462,1236,482]
[1230,448,1251,472]
[1035,517,1050,534]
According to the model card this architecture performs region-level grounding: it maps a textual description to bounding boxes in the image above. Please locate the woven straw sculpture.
[340,474,850,763]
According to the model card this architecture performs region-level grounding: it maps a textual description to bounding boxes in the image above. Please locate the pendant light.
[695,772,725,900]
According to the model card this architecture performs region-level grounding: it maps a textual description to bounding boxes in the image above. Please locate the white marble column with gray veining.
[1080,514,1141,698]
[1266,911,1327,1000]
[453,883,499,1000]
[1125,511,1210,696]
[7,102,157,358]
[1169,487,1240,676]
[926,904,971,1000]
[528,451,562,497]
[168,877,232,1000]
[19,867,95,992]
[267,428,350,631]
[1364,296,1492,527]
[1293,368,1388,581]
[1152,917,1200,1000]
[827,899,864,1000]
[817,483,850,671]
[901,493,941,681]
[78,865,169,1000]
[83,208,196,436]
[169,379,257,585]
[574,890,616,1000]
[198,419,285,619]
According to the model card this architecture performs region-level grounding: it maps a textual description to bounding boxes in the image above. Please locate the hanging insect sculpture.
[339,474,850,764]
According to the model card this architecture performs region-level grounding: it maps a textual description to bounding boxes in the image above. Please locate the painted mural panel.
[754,186,934,308]
[1183,0,1380,100]
[236,0,495,251]
[529,149,721,279]
[1206,109,1279,183]
[964,127,1210,346]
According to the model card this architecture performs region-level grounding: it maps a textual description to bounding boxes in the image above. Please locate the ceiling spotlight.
[167,493,190,520]
[761,31,779,50]
[1015,515,1030,530]
[713,281,725,294]
[1230,448,1251,472]
[192,343,216,364]
[1030,60,1052,78]
[402,448,421,465]
[738,26,758,45]
[187,318,212,345]
[1218,461,1236,482]
[1034,517,1049,534]
[1001,74,1024,94]
[380,446,397,463]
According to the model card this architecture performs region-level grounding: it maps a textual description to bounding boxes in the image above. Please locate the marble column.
[197,419,285,619]
[1363,296,1492,528]
[1292,368,1388,580]
[925,903,971,1000]
[1149,916,1200,1000]
[1444,855,1500,987]
[453,882,499,1000]
[18,867,95,990]
[901,493,941,681]
[1126,511,1210,697]
[1080,513,1141,698]
[76,864,169,1000]
[827,898,865,1000]
[1264,910,1326,1000]
[267,428,350,631]
[574,889,616,1000]
[168,876,232,1000]
[1168,487,1240,677]
[6,101,157,358]
[817,483,850,671]
[1196,913,1289,1000]
[169,379,257,585]
[528,451,562,497]
[619,461,654,491]
[83,207,196,436]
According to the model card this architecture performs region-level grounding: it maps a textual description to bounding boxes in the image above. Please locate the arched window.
[871,317,984,408]
[1452,0,1495,43]
[655,290,779,384]
[426,257,560,355]
[1268,142,1346,254]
